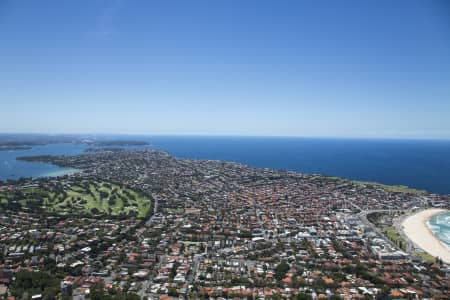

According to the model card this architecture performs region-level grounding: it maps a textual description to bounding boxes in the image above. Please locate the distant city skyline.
[1,0,450,139]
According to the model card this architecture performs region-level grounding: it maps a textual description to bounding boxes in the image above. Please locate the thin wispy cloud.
[91,0,123,38]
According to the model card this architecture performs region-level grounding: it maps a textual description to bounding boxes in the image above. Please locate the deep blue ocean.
[1,136,450,195]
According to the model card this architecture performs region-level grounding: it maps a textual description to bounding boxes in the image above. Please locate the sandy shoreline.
[402,208,450,264]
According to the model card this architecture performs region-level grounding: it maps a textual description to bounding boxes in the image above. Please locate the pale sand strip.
[402,208,450,264]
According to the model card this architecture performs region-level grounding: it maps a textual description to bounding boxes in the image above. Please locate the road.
[146,193,159,225]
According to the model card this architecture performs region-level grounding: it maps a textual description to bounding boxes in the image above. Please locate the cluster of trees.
[88,284,141,300]
[0,188,48,213]
[0,197,23,211]
[11,270,60,300]
[331,237,351,259]
[169,261,181,279]
[342,263,384,285]
[274,262,290,281]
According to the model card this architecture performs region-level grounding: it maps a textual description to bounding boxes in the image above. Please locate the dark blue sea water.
[1,136,450,195]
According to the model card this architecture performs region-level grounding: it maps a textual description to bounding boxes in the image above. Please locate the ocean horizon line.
[1,132,450,142]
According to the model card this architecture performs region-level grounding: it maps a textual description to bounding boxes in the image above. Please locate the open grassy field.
[352,180,426,194]
[324,176,425,194]
[382,226,407,250]
[0,180,151,218]
[415,251,435,262]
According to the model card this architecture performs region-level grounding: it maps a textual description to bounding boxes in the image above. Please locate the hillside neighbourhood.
[0,150,449,299]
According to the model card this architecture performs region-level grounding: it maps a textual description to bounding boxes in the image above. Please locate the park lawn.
[382,226,407,251]
[70,185,85,192]
[0,180,151,218]
[0,194,10,204]
[325,176,425,194]
[414,251,435,262]
[167,208,184,214]
[352,180,425,194]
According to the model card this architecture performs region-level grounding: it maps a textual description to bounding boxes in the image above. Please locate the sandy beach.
[402,208,450,264]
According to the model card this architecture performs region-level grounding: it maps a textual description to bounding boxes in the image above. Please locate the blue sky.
[1,0,449,138]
